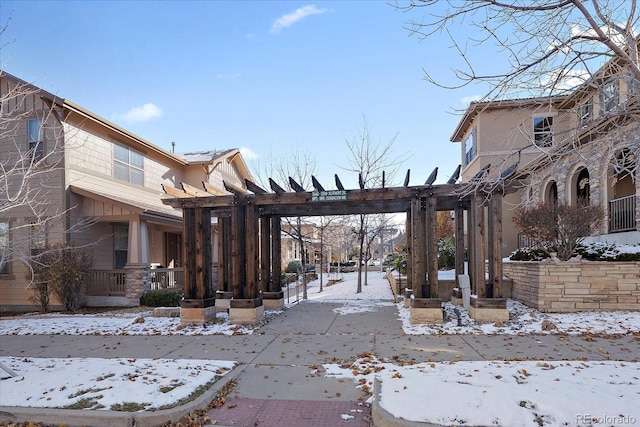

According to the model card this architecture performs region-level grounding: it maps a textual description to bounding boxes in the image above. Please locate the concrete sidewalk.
[1,301,639,426]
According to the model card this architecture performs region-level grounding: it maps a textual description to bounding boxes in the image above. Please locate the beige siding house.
[451,54,639,257]
[0,72,252,311]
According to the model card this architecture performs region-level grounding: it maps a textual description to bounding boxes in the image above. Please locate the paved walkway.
[1,301,639,426]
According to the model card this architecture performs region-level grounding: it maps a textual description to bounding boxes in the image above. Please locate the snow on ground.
[0,357,235,411]
[1,270,639,424]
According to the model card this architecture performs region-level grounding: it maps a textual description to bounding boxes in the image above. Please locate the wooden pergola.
[162,168,508,324]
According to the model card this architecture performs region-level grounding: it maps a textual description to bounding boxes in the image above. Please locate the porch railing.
[87,267,184,296]
[609,195,637,233]
[150,268,184,290]
[87,270,126,296]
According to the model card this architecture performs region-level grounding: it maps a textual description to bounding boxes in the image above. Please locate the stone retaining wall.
[503,261,640,312]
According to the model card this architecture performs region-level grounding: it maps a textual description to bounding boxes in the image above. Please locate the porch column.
[124,217,150,303]
[127,217,149,265]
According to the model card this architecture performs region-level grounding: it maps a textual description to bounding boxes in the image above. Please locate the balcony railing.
[87,270,126,296]
[609,195,637,233]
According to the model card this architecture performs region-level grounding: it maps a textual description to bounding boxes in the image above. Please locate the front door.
[165,232,182,268]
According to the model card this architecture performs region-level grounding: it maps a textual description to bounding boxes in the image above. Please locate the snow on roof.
[177,148,235,163]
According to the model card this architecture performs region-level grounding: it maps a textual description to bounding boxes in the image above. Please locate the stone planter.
[503,260,640,312]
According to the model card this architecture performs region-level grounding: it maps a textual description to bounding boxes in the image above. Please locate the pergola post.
[229,203,265,324]
[404,207,413,304]
[259,215,270,293]
[270,216,282,292]
[469,195,486,298]
[454,204,465,285]
[468,193,508,323]
[215,215,233,312]
[426,195,438,299]
[410,197,426,298]
[487,193,503,298]
[180,207,215,326]
[262,214,284,310]
[409,196,442,324]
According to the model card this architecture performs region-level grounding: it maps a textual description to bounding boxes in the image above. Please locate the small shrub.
[30,244,93,312]
[141,289,184,307]
[576,242,640,261]
[285,260,302,273]
[509,246,552,261]
[437,237,456,270]
[513,201,604,261]
[28,281,50,312]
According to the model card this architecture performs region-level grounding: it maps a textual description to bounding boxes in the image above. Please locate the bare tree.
[342,117,405,293]
[1,72,88,278]
[400,0,640,230]
[401,0,639,99]
[250,148,318,299]
[312,215,342,293]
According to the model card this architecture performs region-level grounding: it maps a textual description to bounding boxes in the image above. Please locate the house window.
[576,167,590,203]
[30,222,46,256]
[114,143,144,185]
[600,80,619,114]
[0,221,9,275]
[464,127,477,165]
[533,116,553,147]
[578,98,593,126]
[28,119,44,160]
[114,225,128,269]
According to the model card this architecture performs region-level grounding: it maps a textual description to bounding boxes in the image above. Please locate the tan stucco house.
[0,72,252,311]
[451,52,639,257]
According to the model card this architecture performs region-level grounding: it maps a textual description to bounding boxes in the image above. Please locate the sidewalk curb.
[0,363,248,427]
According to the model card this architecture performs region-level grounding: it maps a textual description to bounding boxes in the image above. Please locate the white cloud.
[121,103,163,122]
[270,5,327,34]
[240,146,259,160]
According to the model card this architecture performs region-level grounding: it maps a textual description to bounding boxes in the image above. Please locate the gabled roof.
[450,96,567,142]
[177,148,253,182]
[2,71,252,174]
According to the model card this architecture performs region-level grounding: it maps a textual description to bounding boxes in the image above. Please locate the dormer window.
[533,116,553,147]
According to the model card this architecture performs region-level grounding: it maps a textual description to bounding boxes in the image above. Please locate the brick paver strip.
[208,397,370,426]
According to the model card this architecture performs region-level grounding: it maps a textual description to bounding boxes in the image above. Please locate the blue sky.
[1,1,482,189]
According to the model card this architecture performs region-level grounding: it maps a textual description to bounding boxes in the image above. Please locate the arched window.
[546,181,558,205]
[576,168,590,204]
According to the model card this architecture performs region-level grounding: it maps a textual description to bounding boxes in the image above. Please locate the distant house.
[451,46,639,256]
[0,72,252,311]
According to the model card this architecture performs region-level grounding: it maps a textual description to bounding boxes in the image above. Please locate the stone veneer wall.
[124,265,151,304]
[503,261,640,312]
